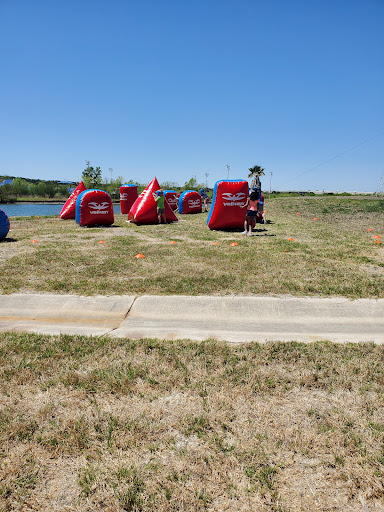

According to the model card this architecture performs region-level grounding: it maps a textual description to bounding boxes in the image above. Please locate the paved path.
[1,293,383,343]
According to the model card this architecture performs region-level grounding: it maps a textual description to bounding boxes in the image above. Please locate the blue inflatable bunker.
[0,209,10,241]
[75,189,114,227]
[207,180,248,230]
[178,190,202,214]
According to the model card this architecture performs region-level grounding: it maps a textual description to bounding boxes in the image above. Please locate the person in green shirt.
[153,189,166,224]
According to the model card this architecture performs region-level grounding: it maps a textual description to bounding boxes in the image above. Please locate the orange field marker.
[288,237,295,241]
[230,242,239,247]
[313,217,318,220]
[31,240,39,243]
[212,242,220,245]
[135,253,145,258]
[169,241,177,244]
[373,235,382,239]
[98,240,106,244]
[366,228,373,232]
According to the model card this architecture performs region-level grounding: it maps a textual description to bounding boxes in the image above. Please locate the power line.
[276,129,384,189]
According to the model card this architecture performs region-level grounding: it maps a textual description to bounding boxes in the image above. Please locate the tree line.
[0,174,209,204]
[0,164,267,203]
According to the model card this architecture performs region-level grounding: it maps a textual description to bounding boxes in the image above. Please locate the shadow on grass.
[0,237,18,243]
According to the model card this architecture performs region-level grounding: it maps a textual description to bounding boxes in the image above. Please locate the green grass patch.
[1,196,384,297]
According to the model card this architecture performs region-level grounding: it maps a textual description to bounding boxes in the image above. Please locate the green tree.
[0,184,11,203]
[36,182,48,197]
[160,180,179,190]
[248,165,265,190]
[11,178,30,196]
[82,165,102,189]
[105,176,124,199]
[182,176,204,191]
[57,185,69,197]
[45,182,57,198]
[28,183,37,196]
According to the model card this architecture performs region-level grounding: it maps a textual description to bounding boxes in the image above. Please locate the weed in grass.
[114,465,145,511]
[0,452,40,508]
[184,414,211,437]
[78,465,97,497]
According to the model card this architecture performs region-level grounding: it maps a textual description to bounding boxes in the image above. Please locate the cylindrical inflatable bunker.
[120,184,138,214]
[75,189,114,227]
[163,190,178,211]
[207,180,248,230]
[0,209,10,241]
[178,190,202,214]
[60,181,86,219]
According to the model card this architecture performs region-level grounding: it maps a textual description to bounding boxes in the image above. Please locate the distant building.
[58,180,77,194]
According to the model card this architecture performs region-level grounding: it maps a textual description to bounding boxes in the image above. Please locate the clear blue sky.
[1,0,383,191]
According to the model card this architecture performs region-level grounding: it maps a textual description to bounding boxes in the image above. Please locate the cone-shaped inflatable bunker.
[207,180,248,230]
[120,184,138,214]
[0,209,10,241]
[128,177,178,224]
[75,189,114,227]
[60,181,86,219]
[163,190,179,211]
[178,190,202,214]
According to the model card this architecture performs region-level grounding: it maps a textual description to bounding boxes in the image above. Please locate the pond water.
[0,203,122,217]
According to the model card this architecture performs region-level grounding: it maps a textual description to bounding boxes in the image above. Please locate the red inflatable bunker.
[60,181,86,219]
[120,184,138,214]
[164,190,179,211]
[128,177,178,224]
[207,180,248,230]
[178,190,202,214]
[75,189,114,227]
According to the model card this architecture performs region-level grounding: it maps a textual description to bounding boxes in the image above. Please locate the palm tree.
[248,165,265,190]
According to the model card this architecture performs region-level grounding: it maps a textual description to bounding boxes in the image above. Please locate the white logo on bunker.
[188,199,201,208]
[88,202,110,214]
[167,195,177,205]
[221,192,246,206]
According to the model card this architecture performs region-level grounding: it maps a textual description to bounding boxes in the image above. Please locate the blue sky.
[1,0,383,191]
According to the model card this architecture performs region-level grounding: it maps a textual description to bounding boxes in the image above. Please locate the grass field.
[1,196,384,511]
[1,196,384,298]
[1,334,384,511]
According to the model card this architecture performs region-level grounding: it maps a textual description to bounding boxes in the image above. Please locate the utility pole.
[269,172,273,200]
[226,165,230,179]
[109,168,113,184]
[375,171,384,196]
[205,172,209,188]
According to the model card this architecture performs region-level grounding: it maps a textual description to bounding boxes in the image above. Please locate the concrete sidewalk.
[0,293,383,343]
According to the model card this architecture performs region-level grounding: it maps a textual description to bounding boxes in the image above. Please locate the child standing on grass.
[199,189,209,212]
[153,189,166,224]
[241,190,259,236]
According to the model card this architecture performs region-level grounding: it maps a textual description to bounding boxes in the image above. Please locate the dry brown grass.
[1,333,384,511]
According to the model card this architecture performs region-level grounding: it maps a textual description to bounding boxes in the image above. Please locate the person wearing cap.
[199,189,209,212]
[153,189,166,224]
